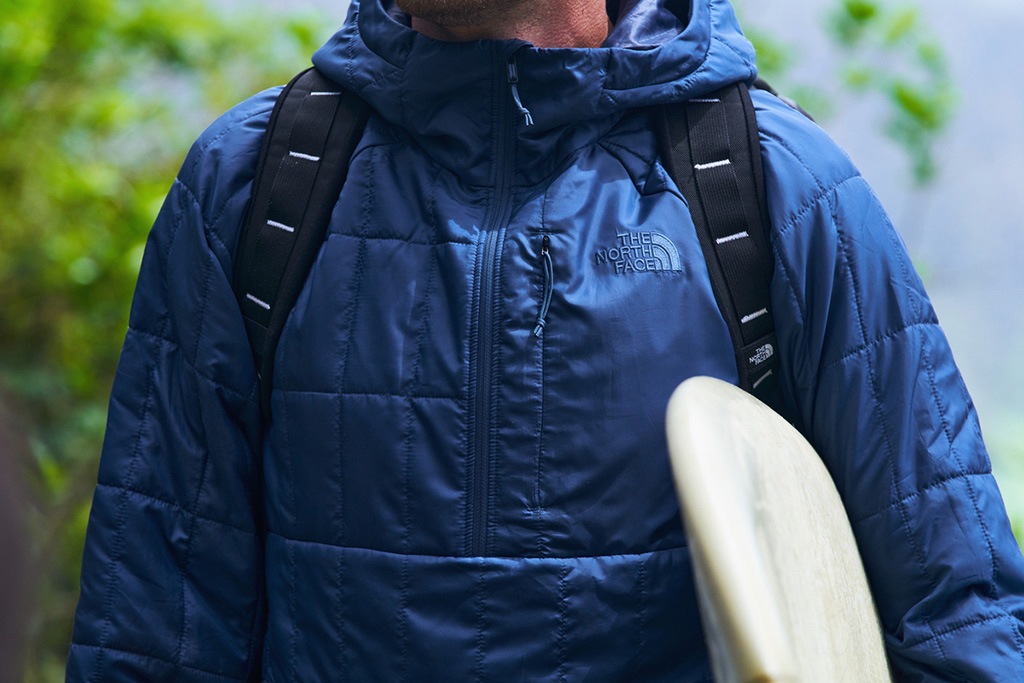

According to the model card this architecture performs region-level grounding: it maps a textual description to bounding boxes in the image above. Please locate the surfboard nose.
[665,376,891,683]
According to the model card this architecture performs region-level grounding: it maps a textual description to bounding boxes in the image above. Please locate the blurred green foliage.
[745,0,956,184]
[0,0,332,679]
[830,0,955,183]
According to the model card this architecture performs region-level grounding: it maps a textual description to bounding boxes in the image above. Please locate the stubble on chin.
[395,0,532,27]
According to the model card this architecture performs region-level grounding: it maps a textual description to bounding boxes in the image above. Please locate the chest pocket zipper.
[534,235,553,337]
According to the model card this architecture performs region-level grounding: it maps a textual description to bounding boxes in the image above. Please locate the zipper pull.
[507,59,535,127]
[533,235,553,337]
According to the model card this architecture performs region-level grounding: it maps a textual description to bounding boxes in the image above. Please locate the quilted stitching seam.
[327,179,372,678]
[287,537,299,680]
[89,369,156,683]
[334,550,349,680]
[635,558,648,673]
[832,191,946,659]
[556,562,570,683]
[125,327,256,404]
[174,263,217,669]
[278,361,299,540]
[874,181,923,322]
[921,339,1000,593]
[276,388,459,400]
[182,106,272,191]
[179,105,273,244]
[760,128,828,194]
[165,180,257,399]
[276,393,299,681]
[88,201,180,683]
[474,569,487,683]
[72,644,243,682]
[94,484,254,536]
[769,177,860,346]
[772,175,861,242]
[599,138,657,169]
[917,349,1024,671]
[904,612,1014,649]
[395,194,439,680]
[817,321,941,376]
[189,250,215,364]
[849,471,992,525]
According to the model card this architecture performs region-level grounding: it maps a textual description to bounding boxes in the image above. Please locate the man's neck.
[409,0,611,48]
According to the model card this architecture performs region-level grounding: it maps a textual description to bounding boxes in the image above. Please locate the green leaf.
[890,80,947,130]
[917,40,947,76]
[845,0,879,22]
[841,63,874,91]
[884,8,919,46]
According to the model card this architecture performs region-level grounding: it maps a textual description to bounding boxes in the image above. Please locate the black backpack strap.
[655,81,779,403]
[234,67,370,415]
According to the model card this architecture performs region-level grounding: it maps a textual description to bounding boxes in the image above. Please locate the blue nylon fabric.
[68,0,1024,679]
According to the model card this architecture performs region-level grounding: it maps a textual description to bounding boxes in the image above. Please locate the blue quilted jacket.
[68,0,1024,679]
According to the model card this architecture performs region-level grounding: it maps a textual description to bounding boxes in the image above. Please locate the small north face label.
[749,343,775,367]
[594,232,682,274]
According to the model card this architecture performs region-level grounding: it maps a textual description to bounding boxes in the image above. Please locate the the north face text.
[594,232,682,274]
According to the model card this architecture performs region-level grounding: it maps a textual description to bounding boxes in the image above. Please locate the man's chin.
[395,0,529,30]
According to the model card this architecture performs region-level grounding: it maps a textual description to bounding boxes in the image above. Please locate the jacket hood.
[312,0,756,186]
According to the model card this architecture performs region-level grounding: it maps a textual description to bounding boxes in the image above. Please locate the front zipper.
[470,227,503,557]
[467,51,525,557]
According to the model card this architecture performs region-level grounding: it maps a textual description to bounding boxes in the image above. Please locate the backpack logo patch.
[749,343,775,367]
[594,232,682,274]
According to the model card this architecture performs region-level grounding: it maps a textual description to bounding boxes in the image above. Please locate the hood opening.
[605,0,691,48]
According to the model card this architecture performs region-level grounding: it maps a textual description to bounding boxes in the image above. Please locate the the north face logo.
[749,343,774,366]
[594,232,682,274]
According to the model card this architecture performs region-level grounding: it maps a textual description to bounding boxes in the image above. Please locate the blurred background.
[0,0,1021,679]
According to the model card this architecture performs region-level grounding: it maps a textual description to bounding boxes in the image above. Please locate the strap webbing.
[234,68,370,414]
[656,82,779,402]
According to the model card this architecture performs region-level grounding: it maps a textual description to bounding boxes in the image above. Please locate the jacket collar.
[312,0,756,187]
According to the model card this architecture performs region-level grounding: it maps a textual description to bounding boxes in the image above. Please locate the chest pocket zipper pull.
[534,235,553,337]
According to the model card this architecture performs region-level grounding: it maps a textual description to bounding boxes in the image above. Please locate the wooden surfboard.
[665,376,891,683]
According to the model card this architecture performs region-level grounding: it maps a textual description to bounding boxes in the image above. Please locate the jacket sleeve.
[760,98,1024,681]
[67,96,276,682]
